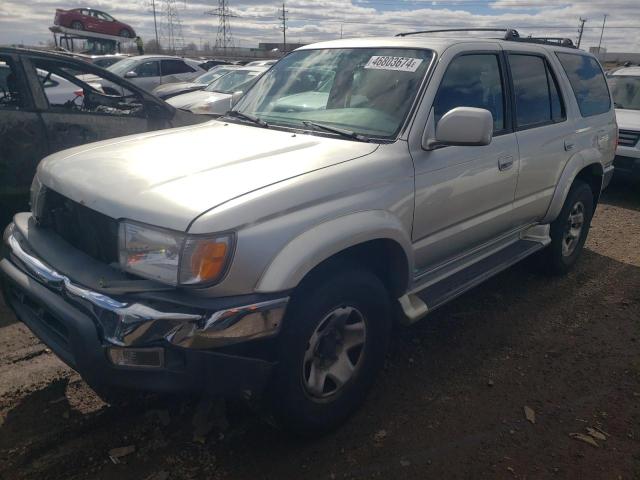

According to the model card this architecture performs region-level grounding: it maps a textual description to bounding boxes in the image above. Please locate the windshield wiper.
[223,110,269,128]
[302,121,370,142]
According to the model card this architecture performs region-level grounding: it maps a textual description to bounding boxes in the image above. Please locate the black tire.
[269,265,392,435]
[539,179,594,275]
[119,29,131,38]
[70,21,84,30]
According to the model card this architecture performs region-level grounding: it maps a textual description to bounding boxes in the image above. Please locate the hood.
[37,121,378,231]
[615,108,640,131]
[167,90,229,109]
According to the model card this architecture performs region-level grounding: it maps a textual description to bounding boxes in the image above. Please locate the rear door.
[0,53,49,223]
[24,55,152,154]
[506,49,576,225]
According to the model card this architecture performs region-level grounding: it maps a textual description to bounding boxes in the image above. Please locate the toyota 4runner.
[1,29,616,434]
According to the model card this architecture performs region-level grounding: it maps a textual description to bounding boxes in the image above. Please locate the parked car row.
[0,47,207,226]
[607,65,640,181]
[0,30,628,436]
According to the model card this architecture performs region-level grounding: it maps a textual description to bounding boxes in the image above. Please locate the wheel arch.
[542,153,603,223]
[255,210,413,297]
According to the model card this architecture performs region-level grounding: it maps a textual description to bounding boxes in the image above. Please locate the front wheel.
[540,179,594,275]
[269,266,392,435]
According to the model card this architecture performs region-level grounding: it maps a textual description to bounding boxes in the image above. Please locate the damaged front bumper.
[1,219,288,396]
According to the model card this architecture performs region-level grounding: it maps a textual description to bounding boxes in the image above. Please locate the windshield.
[194,67,234,85]
[205,69,264,93]
[108,57,139,76]
[233,48,433,140]
[608,76,640,110]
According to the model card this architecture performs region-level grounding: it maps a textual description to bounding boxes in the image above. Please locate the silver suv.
[1,29,616,434]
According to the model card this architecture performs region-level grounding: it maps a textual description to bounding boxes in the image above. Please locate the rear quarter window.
[556,52,610,117]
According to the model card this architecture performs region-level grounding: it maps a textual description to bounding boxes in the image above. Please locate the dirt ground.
[1,182,639,480]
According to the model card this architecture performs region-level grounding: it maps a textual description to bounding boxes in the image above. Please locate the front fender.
[255,210,413,293]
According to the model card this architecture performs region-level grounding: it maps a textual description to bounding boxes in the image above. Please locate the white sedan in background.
[167,66,267,115]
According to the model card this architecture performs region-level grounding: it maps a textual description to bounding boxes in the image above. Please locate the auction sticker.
[364,56,424,72]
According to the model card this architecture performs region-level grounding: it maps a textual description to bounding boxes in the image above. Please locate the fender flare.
[255,210,413,293]
[541,152,603,224]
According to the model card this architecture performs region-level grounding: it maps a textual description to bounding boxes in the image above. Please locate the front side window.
[0,57,26,109]
[434,54,505,132]
[233,48,434,140]
[556,53,610,117]
[509,54,566,128]
[134,61,160,78]
[607,76,640,111]
[31,59,144,117]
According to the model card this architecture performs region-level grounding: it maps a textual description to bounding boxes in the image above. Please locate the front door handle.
[498,154,514,171]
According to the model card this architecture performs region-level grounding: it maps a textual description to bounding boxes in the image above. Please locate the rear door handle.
[498,154,514,171]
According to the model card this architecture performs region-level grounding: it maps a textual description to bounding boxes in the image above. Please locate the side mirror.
[230,91,243,108]
[423,107,493,150]
[124,71,138,79]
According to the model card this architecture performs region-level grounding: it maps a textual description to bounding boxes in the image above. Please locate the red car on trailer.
[54,8,136,38]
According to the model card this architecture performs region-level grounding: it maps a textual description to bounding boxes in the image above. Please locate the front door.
[409,49,519,273]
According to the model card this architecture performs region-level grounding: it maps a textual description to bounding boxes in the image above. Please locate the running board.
[399,239,545,325]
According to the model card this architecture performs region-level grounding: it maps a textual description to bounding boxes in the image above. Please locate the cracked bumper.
[1,221,288,396]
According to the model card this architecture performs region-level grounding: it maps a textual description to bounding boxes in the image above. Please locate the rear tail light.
[74,89,84,97]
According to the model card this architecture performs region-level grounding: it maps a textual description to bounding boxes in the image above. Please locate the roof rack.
[395,27,577,48]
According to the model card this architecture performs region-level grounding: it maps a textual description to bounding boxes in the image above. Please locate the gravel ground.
[1,182,639,480]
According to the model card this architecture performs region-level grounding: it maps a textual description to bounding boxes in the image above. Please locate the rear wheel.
[540,179,594,275]
[70,20,84,30]
[269,265,392,435]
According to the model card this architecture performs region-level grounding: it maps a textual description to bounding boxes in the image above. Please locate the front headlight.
[118,221,233,286]
[30,176,46,221]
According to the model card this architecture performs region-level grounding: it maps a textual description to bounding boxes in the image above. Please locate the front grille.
[618,129,640,147]
[40,189,119,264]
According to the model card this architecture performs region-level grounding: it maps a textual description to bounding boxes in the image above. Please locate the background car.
[245,59,278,67]
[607,65,640,181]
[152,65,239,100]
[167,66,267,115]
[0,47,207,227]
[107,55,206,91]
[54,8,136,38]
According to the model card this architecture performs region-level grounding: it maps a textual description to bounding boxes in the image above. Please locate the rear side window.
[434,54,505,132]
[161,60,195,75]
[556,53,610,117]
[509,54,566,128]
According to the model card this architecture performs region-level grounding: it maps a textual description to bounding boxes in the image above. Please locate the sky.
[1,0,640,52]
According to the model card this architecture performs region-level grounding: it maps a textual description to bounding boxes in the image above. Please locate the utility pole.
[279,3,288,54]
[151,0,159,51]
[576,17,586,49]
[597,14,608,53]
